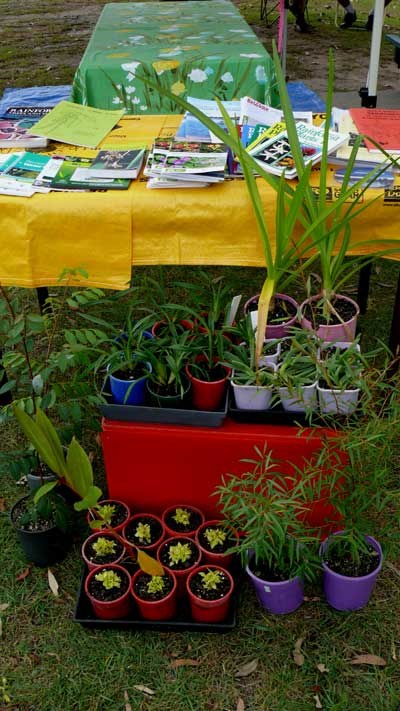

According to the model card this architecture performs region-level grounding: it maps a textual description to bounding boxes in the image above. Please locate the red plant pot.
[122,512,165,553]
[81,531,126,571]
[131,567,177,621]
[162,504,205,540]
[195,520,239,568]
[157,536,202,596]
[186,565,234,623]
[151,319,194,338]
[185,359,231,411]
[84,564,131,620]
[86,499,130,533]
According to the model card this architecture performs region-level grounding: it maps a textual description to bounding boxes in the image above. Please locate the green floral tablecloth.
[71,0,278,114]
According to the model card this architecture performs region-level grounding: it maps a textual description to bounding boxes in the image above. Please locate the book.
[71,149,145,179]
[0,117,48,148]
[160,141,228,179]
[33,155,130,191]
[239,96,313,128]
[248,122,348,179]
[1,106,53,120]
[27,101,125,149]
[349,108,400,154]
[143,139,171,177]
[0,151,52,190]
[100,115,181,151]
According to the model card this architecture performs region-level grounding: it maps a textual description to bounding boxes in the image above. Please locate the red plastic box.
[102,418,336,523]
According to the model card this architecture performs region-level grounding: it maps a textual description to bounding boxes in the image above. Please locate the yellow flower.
[171,81,185,95]
[152,60,180,75]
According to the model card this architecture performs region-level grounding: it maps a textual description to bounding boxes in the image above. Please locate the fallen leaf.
[293,637,305,667]
[0,498,6,511]
[171,658,201,669]
[316,663,329,673]
[314,693,323,709]
[133,685,155,696]
[350,654,386,667]
[46,652,60,661]
[235,659,258,677]
[16,565,32,581]
[0,603,9,612]
[391,643,397,661]
[124,690,132,711]
[47,569,59,596]
[237,697,245,711]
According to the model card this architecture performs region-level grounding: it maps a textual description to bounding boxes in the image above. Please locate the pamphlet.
[27,101,125,148]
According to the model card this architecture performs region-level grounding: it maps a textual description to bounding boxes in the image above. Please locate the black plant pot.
[11,495,71,567]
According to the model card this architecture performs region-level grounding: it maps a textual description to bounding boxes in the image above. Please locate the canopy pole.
[359,0,385,107]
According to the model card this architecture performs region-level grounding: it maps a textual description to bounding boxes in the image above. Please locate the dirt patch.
[0,0,398,99]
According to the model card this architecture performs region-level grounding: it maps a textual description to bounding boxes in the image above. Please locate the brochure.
[27,101,125,148]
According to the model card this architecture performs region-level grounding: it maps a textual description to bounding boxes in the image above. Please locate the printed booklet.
[71,149,145,180]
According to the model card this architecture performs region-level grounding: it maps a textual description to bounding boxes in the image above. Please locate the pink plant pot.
[85,564,131,620]
[131,567,177,621]
[81,531,126,571]
[243,293,299,339]
[300,294,360,342]
[186,565,234,623]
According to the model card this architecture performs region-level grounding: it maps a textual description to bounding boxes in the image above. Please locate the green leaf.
[74,485,103,511]
[36,408,67,474]
[13,406,65,476]
[33,480,59,503]
[65,437,93,497]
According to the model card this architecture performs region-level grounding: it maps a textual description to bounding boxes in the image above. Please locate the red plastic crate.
[101,418,337,524]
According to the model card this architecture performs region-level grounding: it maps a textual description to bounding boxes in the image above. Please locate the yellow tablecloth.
[1,158,399,290]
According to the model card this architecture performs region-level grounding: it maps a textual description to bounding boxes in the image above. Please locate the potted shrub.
[186,565,234,623]
[316,340,365,415]
[143,330,192,408]
[122,512,164,553]
[106,317,152,406]
[27,457,57,492]
[10,491,71,567]
[216,446,318,614]
[276,331,320,413]
[85,564,132,619]
[157,536,202,595]
[82,531,125,570]
[185,329,231,411]
[162,504,205,539]
[243,292,299,340]
[195,520,239,568]
[131,567,177,620]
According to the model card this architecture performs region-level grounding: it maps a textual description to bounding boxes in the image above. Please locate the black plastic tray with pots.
[98,377,228,428]
[73,564,240,633]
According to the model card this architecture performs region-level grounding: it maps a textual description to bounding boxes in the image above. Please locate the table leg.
[357,263,372,315]
[36,287,49,314]
[389,269,400,356]
[0,352,11,405]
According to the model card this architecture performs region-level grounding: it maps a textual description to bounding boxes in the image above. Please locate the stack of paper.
[145,139,228,189]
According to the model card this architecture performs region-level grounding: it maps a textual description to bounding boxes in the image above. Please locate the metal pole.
[359,0,385,107]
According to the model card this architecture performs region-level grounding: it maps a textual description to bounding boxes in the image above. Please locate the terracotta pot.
[131,567,177,620]
[186,564,234,623]
[85,564,131,620]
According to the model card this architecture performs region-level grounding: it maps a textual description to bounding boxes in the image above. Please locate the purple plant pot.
[320,533,383,612]
[300,294,360,343]
[243,293,299,339]
[246,556,304,615]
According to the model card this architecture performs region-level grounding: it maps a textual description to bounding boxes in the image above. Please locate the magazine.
[33,155,130,191]
[71,149,145,180]
[0,151,52,192]
[248,122,348,179]
[160,141,228,178]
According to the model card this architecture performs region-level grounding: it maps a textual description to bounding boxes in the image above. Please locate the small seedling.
[92,537,117,557]
[94,570,121,590]
[147,575,166,594]
[97,504,116,525]
[199,569,223,590]
[135,522,151,544]
[204,527,227,550]
[168,542,192,566]
[172,508,191,526]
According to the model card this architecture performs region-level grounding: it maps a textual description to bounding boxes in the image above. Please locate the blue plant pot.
[109,365,150,406]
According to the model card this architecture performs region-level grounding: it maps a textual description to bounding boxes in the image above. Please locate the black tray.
[227,390,323,427]
[74,565,239,633]
[98,378,228,428]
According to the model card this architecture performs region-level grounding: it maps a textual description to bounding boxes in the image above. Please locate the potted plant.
[131,567,177,621]
[162,504,205,539]
[26,457,57,492]
[85,564,132,619]
[81,530,126,570]
[185,328,231,412]
[122,512,165,553]
[143,331,192,408]
[243,292,299,340]
[157,536,202,596]
[216,446,318,614]
[10,491,71,567]
[224,316,276,411]
[104,315,153,406]
[86,498,130,533]
[186,565,234,623]
[276,331,320,413]
[316,340,365,415]
[195,520,239,568]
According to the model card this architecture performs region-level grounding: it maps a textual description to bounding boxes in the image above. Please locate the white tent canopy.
[363,0,386,106]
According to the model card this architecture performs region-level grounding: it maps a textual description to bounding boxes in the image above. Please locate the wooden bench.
[386,34,400,68]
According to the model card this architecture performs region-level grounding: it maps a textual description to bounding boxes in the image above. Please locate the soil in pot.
[197,523,237,556]
[87,567,130,603]
[133,571,175,601]
[83,534,124,567]
[88,500,130,531]
[302,297,357,328]
[247,296,297,325]
[111,363,149,381]
[248,556,295,583]
[188,363,228,383]
[189,568,231,601]
[123,514,163,549]
[12,496,58,534]
[163,506,204,537]
[159,537,200,571]
[323,543,380,577]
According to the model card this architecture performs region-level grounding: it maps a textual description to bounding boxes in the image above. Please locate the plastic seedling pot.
[85,564,132,620]
[131,567,177,621]
[186,565,234,623]
[246,552,304,615]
